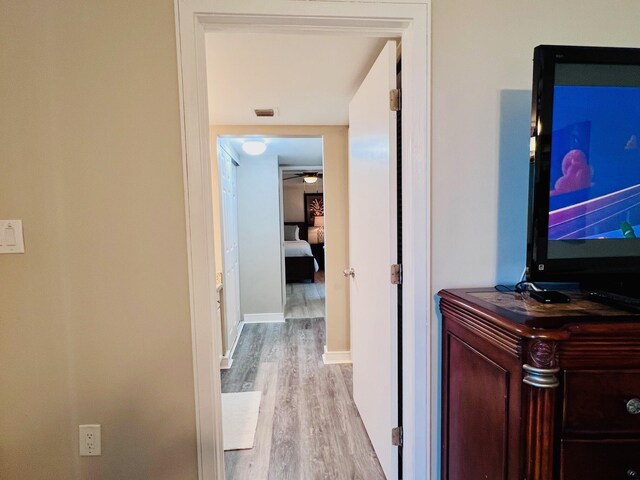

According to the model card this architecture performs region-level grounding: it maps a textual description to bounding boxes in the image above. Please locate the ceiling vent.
[253,108,277,118]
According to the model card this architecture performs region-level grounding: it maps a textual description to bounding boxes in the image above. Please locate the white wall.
[283,178,324,222]
[237,154,284,316]
[431,0,640,476]
[431,0,640,294]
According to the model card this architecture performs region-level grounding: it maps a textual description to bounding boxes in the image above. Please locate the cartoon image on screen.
[548,86,640,241]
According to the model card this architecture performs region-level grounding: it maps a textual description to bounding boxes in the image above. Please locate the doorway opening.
[281,164,326,319]
[206,33,396,480]
[212,134,328,366]
[175,3,430,479]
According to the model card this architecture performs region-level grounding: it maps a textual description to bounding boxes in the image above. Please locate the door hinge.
[391,426,403,446]
[390,88,401,112]
[391,264,402,285]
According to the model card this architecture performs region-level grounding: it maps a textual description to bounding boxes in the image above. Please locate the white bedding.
[284,240,319,272]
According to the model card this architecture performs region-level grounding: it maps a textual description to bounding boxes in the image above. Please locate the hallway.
[221,319,385,480]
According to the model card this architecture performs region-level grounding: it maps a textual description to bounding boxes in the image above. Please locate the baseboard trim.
[230,321,244,357]
[243,313,285,324]
[322,345,352,364]
[219,355,233,370]
[220,321,244,370]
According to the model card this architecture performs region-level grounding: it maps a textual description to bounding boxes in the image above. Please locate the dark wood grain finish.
[560,439,640,480]
[446,334,509,479]
[439,288,640,331]
[559,335,640,369]
[439,288,640,480]
[523,385,557,480]
[440,301,522,357]
[284,256,316,284]
[310,243,324,271]
[563,370,640,434]
[283,222,316,283]
[441,309,523,480]
[527,339,559,369]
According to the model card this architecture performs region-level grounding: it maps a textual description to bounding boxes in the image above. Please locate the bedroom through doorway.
[281,164,326,321]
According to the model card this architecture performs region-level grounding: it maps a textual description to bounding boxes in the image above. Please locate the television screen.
[526,45,640,284]
[545,63,640,260]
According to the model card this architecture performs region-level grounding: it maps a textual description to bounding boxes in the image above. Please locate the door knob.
[343,268,355,278]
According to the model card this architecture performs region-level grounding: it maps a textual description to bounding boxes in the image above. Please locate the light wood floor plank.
[226,361,278,480]
[221,319,385,480]
[284,282,325,320]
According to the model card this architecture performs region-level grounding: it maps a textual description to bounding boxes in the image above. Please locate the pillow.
[284,225,299,241]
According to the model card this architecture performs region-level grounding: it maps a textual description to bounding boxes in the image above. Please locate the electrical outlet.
[79,424,101,456]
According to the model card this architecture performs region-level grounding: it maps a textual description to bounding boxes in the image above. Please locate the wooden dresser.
[439,288,640,480]
[310,242,325,271]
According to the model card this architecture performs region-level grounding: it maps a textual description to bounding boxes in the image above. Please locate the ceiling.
[204,33,389,126]
[221,136,323,166]
[207,33,391,168]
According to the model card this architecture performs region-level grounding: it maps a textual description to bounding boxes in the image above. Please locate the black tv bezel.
[526,44,640,284]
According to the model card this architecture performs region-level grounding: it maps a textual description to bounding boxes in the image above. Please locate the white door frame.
[216,138,241,365]
[174,1,432,479]
[279,164,324,309]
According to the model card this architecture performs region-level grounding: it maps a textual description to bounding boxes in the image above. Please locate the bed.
[284,222,319,283]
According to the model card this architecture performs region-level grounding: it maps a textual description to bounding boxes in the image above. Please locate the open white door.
[348,40,399,480]
[218,143,242,360]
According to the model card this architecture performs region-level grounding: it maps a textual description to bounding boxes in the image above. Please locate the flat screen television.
[526,44,640,293]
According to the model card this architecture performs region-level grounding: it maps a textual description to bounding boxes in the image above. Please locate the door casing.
[174,1,432,479]
[279,163,323,309]
[216,140,241,362]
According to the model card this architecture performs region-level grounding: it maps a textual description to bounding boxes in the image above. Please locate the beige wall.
[10,0,637,477]
[283,178,324,223]
[430,1,640,475]
[0,2,198,479]
[211,126,350,352]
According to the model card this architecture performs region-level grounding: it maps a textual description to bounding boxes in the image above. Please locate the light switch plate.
[0,220,25,254]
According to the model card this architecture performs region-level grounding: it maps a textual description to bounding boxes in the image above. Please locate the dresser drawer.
[563,370,640,434]
[560,439,640,480]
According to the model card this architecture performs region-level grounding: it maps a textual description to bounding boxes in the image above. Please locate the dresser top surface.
[439,288,640,334]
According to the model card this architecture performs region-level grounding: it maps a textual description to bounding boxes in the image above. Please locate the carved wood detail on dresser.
[439,288,640,480]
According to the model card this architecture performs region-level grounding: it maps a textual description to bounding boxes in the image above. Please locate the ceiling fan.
[283,171,323,184]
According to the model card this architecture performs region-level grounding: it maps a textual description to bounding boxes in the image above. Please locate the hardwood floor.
[284,278,325,320]
[221,319,386,480]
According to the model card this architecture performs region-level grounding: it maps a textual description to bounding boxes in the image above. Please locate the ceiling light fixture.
[242,140,267,155]
[303,175,319,184]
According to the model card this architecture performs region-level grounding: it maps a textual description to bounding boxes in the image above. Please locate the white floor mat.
[221,391,262,451]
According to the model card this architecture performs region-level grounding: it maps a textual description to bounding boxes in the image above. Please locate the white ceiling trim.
[200,14,409,35]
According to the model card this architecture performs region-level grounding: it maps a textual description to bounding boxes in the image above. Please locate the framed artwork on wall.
[304,193,324,226]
